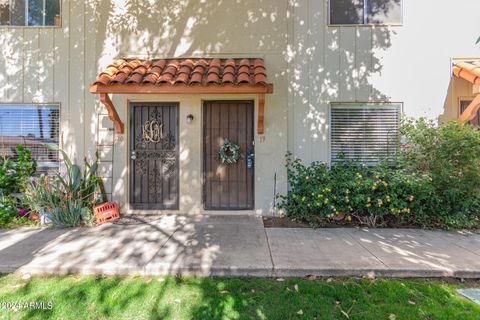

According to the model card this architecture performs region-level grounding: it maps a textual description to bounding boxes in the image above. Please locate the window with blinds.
[330,103,401,165]
[0,104,60,172]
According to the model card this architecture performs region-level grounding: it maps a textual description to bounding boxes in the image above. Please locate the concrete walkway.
[1,215,480,278]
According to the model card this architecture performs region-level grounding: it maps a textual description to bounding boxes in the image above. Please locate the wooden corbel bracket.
[258,93,265,135]
[100,93,124,134]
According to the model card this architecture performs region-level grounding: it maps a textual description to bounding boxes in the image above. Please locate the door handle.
[247,152,254,169]
[131,151,137,160]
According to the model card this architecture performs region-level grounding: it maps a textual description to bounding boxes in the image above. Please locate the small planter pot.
[29,212,40,221]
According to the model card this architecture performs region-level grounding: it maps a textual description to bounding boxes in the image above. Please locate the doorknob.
[131,151,137,160]
[247,151,254,169]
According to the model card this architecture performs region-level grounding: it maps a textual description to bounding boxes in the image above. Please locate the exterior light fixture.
[186,114,194,124]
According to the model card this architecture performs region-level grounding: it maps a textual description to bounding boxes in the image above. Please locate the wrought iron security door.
[130,103,179,210]
[203,101,255,210]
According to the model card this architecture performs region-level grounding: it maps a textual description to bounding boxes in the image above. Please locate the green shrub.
[401,119,480,228]
[278,153,434,228]
[0,145,37,195]
[0,197,18,225]
[0,145,37,226]
[279,119,480,229]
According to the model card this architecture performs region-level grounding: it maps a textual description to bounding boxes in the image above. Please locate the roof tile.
[207,72,220,84]
[237,73,251,83]
[453,60,480,85]
[93,58,270,87]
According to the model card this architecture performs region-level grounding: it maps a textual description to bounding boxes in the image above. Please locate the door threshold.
[126,209,258,216]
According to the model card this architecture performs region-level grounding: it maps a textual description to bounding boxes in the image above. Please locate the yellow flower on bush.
[366,203,371,208]
[377,199,383,206]
[301,196,306,202]
[347,215,352,221]
[305,176,310,180]
[367,197,371,202]
[324,198,329,204]
[386,195,391,203]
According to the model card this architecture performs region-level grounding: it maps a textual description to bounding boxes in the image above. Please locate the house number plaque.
[142,120,163,143]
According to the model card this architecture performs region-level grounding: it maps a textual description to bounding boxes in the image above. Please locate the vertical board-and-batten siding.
[0,0,97,160]
[289,0,385,164]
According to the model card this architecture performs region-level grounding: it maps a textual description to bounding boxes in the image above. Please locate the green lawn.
[0,275,479,320]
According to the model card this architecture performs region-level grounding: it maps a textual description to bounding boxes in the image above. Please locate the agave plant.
[23,144,106,227]
[45,144,106,206]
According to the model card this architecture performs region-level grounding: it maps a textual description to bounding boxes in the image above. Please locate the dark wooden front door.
[130,103,179,210]
[203,101,254,210]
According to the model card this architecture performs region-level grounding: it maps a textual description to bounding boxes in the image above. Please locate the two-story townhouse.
[0,0,478,215]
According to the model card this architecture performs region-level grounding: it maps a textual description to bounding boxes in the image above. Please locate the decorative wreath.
[218,139,241,165]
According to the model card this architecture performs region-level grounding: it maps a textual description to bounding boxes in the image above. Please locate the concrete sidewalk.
[1,215,480,278]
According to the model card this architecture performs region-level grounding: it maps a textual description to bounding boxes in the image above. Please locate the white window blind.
[330,104,400,165]
[0,104,60,172]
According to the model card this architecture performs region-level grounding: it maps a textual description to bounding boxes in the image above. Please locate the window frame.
[0,102,61,172]
[0,0,62,28]
[328,0,403,27]
[328,102,403,166]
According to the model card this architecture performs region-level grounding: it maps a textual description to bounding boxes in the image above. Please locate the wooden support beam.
[90,83,274,95]
[258,93,265,135]
[474,84,480,94]
[100,93,124,133]
[458,94,480,124]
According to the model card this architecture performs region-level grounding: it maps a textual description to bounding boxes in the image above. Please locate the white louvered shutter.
[330,104,400,165]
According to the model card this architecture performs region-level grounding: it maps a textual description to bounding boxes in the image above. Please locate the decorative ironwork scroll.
[142,120,163,143]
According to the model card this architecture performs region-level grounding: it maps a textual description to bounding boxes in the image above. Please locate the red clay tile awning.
[90,58,273,134]
[90,58,273,94]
